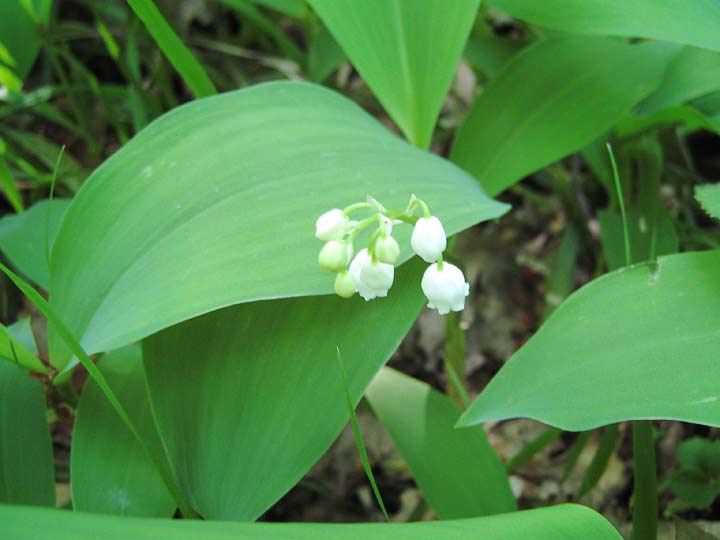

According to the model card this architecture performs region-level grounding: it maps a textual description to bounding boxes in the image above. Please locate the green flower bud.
[335,271,356,298]
[319,240,348,272]
[374,235,400,264]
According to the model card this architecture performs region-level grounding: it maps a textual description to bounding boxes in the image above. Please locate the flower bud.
[411,216,447,263]
[315,209,349,241]
[421,262,469,315]
[374,235,400,264]
[318,240,348,272]
[349,249,394,301]
[334,271,357,298]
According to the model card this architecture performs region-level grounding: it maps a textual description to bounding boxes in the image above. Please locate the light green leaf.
[71,345,175,517]
[0,199,70,290]
[598,209,678,271]
[49,82,507,365]
[365,367,516,519]
[0,0,51,81]
[307,25,345,83]
[0,355,54,505]
[0,503,621,539]
[463,35,527,79]
[458,251,720,431]
[451,37,677,196]
[696,184,720,221]
[307,0,480,148]
[142,261,426,521]
[0,319,45,373]
[487,0,720,53]
[639,46,720,114]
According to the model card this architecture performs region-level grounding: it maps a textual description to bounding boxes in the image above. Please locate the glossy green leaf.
[598,210,678,271]
[458,251,720,431]
[616,106,720,138]
[0,503,621,540]
[487,0,720,52]
[0,333,54,506]
[365,368,516,519]
[71,345,175,517]
[307,0,480,148]
[639,47,720,114]
[0,199,70,290]
[307,25,345,83]
[0,0,51,81]
[696,184,720,221]
[49,82,507,364]
[463,35,527,79]
[142,261,426,521]
[0,319,45,373]
[127,0,216,98]
[451,37,676,196]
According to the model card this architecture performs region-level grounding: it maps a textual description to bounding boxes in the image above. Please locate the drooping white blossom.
[334,271,357,298]
[421,262,469,315]
[374,235,400,264]
[318,240,348,272]
[411,216,447,263]
[315,209,349,241]
[349,249,394,301]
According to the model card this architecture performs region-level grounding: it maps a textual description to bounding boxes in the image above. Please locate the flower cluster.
[314,195,470,315]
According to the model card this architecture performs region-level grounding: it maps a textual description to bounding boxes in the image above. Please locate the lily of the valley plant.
[315,195,470,315]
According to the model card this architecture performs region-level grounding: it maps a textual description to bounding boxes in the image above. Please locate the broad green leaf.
[307,25,345,83]
[696,184,720,221]
[365,368,516,519]
[50,82,507,364]
[0,319,45,373]
[307,0,480,148]
[639,47,720,115]
[127,0,216,98]
[142,261,426,521]
[0,199,70,290]
[487,0,720,53]
[0,503,622,540]
[616,106,720,138]
[0,351,54,505]
[458,251,720,431]
[463,35,527,79]
[451,37,677,196]
[598,210,678,270]
[71,345,175,517]
[0,0,51,81]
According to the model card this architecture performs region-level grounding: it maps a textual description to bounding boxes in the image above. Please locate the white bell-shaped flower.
[411,216,447,263]
[334,271,356,298]
[374,234,400,264]
[318,240,348,272]
[421,262,469,315]
[349,248,394,301]
[315,209,349,241]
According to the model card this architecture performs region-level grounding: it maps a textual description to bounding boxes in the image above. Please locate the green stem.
[444,313,469,409]
[632,421,657,540]
[343,202,377,215]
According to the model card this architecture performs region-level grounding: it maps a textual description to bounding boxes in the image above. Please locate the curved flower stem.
[343,202,377,215]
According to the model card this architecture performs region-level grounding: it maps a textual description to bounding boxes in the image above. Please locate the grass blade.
[336,347,389,522]
[126,0,216,98]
